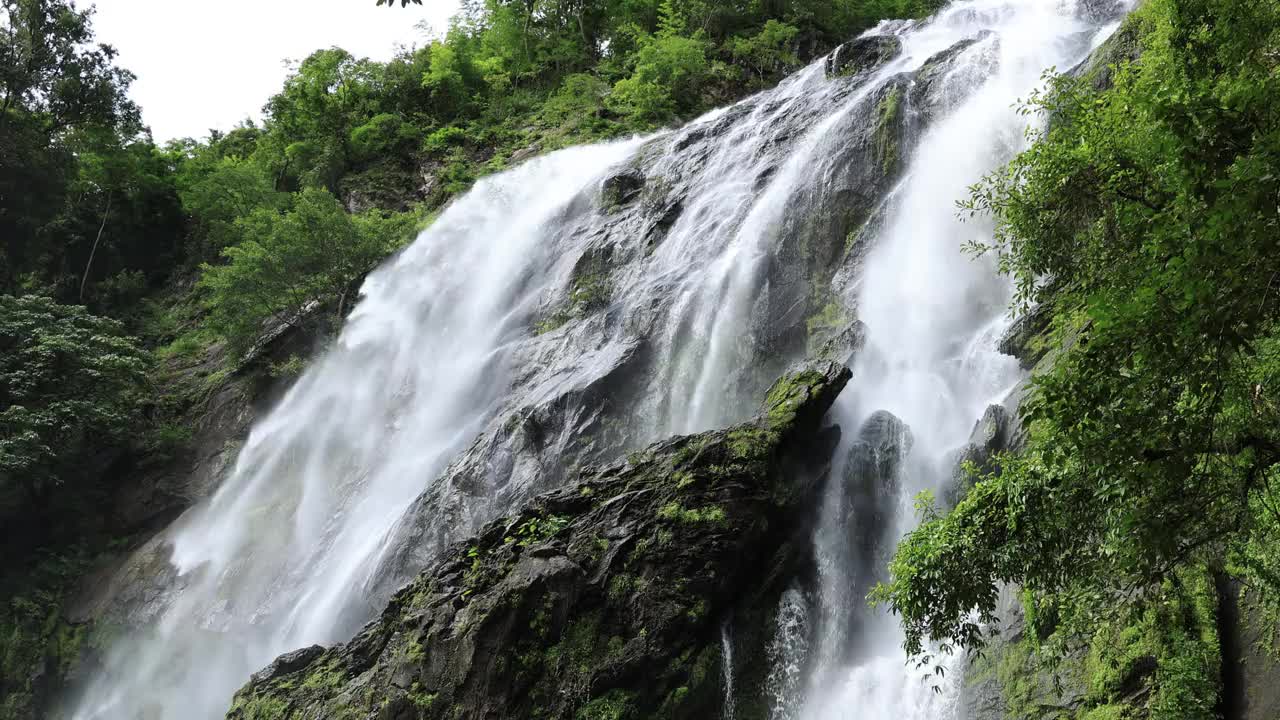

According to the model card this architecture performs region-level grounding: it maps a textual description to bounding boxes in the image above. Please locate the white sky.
[90,0,461,142]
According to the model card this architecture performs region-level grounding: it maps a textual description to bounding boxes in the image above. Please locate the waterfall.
[66,1,1134,718]
[795,1,1134,719]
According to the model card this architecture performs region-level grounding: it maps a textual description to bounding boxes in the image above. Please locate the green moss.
[727,425,777,461]
[806,301,845,339]
[608,574,635,603]
[535,312,572,335]
[575,689,637,720]
[1078,706,1128,720]
[230,692,292,720]
[686,598,708,622]
[672,437,708,467]
[0,549,97,720]
[982,568,1221,720]
[406,639,425,662]
[301,658,346,690]
[569,273,610,313]
[658,502,727,525]
[873,85,903,175]
[534,272,612,334]
[408,682,438,709]
[505,514,571,547]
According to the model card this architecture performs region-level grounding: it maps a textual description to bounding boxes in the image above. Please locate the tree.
[0,295,148,522]
[607,3,710,123]
[0,0,140,135]
[178,155,288,264]
[198,188,418,351]
[0,0,181,302]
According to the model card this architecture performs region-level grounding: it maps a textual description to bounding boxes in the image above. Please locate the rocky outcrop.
[228,362,850,720]
[1069,9,1143,91]
[841,410,912,632]
[912,31,999,121]
[825,36,902,78]
[601,169,645,209]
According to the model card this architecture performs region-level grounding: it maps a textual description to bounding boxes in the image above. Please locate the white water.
[66,45,903,720]
[67,1,1131,717]
[795,1,1131,718]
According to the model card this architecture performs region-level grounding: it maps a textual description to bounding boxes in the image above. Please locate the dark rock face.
[958,588,1088,720]
[911,31,998,121]
[1219,576,1280,720]
[842,411,912,610]
[228,362,850,720]
[825,36,903,78]
[1077,0,1129,23]
[601,169,645,209]
[997,300,1054,370]
[943,403,1013,509]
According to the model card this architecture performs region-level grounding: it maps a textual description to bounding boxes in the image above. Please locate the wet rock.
[1219,576,1280,720]
[912,31,998,118]
[601,169,645,209]
[842,411,912,602]
[1069,12,1143,91]
[816,320,868,368]
[364,329,652,602]
[228,363,850,720]
[1077,0,1129,23]
[825,36,903,78]
[509,143,542,165]
[997,301,1054,369]
[943,403,1013,508]
[759,74,913,375]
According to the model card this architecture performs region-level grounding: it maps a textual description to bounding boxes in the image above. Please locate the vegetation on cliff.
[876,0,1280,716]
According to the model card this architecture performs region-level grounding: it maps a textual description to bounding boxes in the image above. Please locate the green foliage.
[198,188,418,351]
[0,296,148,520]
[177,155,287,263]
[575,689,637,720]
[608,32,709,123]
[657,501,726,525]
[730,20,801,80]
[0,548,94,720]
[876,0,1280,686]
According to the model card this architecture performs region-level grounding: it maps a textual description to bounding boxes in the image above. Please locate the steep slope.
[227,362,849,720]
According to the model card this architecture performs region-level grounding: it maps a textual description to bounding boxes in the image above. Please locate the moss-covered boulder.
[227,361,850,720]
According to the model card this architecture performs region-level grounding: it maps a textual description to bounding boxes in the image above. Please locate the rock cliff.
[228,362,850,720]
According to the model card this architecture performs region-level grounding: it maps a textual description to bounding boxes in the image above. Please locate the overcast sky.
[90,0,461,143]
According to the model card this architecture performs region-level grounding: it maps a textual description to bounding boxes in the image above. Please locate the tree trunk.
[79,190,113,302]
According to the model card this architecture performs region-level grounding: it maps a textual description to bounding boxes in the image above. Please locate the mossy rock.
[227,362,850,720]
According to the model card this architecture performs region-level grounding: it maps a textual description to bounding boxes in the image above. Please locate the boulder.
[601,169,645,209]
[843,411,913,592]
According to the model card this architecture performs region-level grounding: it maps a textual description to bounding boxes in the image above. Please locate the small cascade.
[721,621,738,720]
[766,588,812,720]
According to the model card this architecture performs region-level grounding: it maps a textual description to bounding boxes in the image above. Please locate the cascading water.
[792,1,1134,718]
[66,1,1133,718]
